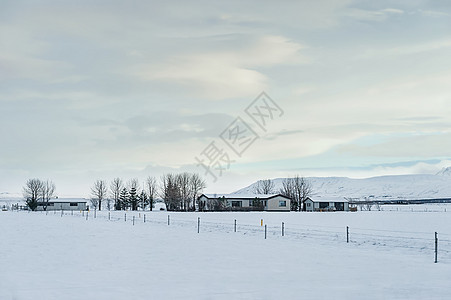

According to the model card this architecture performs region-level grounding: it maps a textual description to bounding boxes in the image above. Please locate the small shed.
[36,198,88,211]
[304,197,349,212]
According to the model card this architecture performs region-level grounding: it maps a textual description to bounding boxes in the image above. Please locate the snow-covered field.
[1,208,451,300]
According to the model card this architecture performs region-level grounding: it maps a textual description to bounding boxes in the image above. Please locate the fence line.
[18,210,451,263]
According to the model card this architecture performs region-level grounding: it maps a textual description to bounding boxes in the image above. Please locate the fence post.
[435,232,438,263]
[61,210,63,217]
[108,212,110,221]
[94,209,96,219]
[265,224,267,239]
[282,222,285,237]
[133,216,135,226]
[144,214,146,223]
[346,226,349,243]
[125,213,127,222]
[261,219,263,226]
[234,219,237,232]
[86,211,88,220]
[168,215,170,226]
[197,217,200,233]
[71,210,73,216]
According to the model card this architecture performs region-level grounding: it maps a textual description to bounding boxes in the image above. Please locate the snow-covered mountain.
[0,192,22,200]
[233,167,451,200]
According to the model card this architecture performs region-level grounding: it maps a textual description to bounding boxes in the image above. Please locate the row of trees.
[254,176,313,211]
[160,173,206,211]
[90,173,206,212]
[23,178,56,211]
[90,176,159,211]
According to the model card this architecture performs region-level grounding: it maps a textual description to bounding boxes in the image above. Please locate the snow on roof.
[306,197,349,203]
[201,194,286,199]
[38,198,88,203]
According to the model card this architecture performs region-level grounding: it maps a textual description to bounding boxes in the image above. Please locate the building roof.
[306,197,349,203]
[200,194,290,200]
[37,198,88,203]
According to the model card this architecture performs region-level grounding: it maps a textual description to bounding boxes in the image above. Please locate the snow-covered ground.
[1,208,451,299]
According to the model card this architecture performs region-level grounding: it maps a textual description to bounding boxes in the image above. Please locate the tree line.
[91,173,206,211]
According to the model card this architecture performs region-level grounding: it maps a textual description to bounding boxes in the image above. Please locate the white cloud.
[131,35,305,99]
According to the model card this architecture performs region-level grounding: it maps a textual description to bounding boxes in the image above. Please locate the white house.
[304,197,349,212]
[198,194,291,212]
[36,198,88,211]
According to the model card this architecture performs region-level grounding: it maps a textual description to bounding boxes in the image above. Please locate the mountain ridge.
[233,167,451,200]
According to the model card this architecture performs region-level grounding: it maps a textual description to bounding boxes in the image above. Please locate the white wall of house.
[36,202,86,211]
[304,199,349,212]
[199,194,291,211]
[266,195,290,211]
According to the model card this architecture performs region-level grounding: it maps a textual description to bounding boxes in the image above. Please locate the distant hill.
[233,167,451,200]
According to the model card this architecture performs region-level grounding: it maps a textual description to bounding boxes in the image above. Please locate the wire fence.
[24,209,451,263]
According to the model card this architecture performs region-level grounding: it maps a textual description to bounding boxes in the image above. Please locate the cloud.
[337,133,451,158]
[130,35,305,99]
[344,7,404,22]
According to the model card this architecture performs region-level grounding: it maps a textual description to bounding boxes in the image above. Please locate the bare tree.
[374,201,381,211]
[160,174,180,211]
[41,180,56,211]
[105,197,113,211]
[280,175,312,211]
[160,173,206,211]
[139,189,148,210]
[190,173,206,211]
[177,172,191,211]
[91,180,108,211]
[110,178,124,210]
[280,178,296,210]
[23,178,44,211]
[254,179,275,194]
[298,176,312,211]
[146,176,157,211]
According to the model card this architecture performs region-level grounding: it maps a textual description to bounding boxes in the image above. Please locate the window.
[231,201,242,208]
[70,203,78,207]
[307,203,311,207]
[319,202,328,209]
[279,200,286,207]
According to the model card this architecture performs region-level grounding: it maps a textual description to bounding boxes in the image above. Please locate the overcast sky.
[1,0,451,197]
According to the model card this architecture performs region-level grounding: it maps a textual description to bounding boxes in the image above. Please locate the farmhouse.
[304,197,349,212]
[198,194,291,212]
[36,198,87,211]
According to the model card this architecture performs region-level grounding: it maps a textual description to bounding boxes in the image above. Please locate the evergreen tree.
[128,186,139,211]
[119,188,128,210]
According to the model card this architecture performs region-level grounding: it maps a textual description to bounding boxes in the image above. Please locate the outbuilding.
[304,197,349,212]
[198,194,291,212]
[36,198,88,211]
